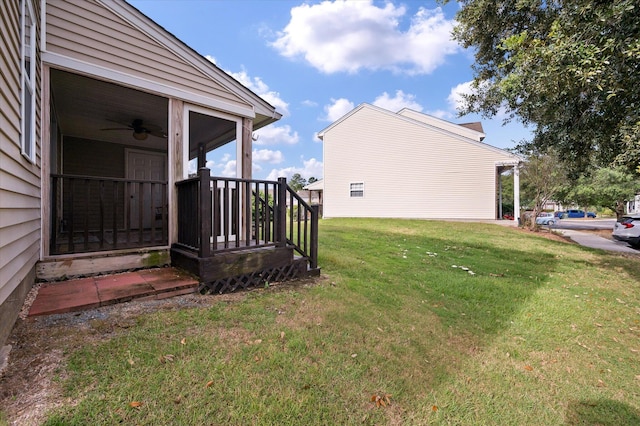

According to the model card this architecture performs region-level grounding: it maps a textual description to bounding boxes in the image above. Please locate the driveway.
[550,219,639,254]
[556,229,638,254]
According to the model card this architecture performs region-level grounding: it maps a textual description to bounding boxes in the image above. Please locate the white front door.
[126,150,167,229]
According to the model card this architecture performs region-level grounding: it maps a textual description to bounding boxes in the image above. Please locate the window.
[350,182,364,198]
[21,0,36,162]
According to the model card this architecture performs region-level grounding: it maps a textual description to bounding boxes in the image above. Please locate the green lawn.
[37,219,640,424]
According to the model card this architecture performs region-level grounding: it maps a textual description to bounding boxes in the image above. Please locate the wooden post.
[310,204,319,269]
[199,168,211,258]
[197,143,206,169]
[277,177,287,247]
[241,118,253,241]
[169,98,184,245]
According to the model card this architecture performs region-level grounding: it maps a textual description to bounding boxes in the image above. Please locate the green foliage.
[289,173,307,191]
[450,0,640,175]
[518,150,567,228]
[567,166,640,218]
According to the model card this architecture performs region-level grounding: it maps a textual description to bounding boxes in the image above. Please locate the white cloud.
[323,98,354,122]
[253,148,284,164]
[204,59,290,116]
[266,158,323,181]
[447,80,508,119]
[254,124,299,145]
[425,109,452,120]
[221,160,237,177]
[302,99,318,107]
[447,81,474,113]
[373,90,423,113]
[228,69,290,116]
[271,1,458,75]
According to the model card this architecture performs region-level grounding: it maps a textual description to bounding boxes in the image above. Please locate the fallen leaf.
[597,379,606,387]
[206,380,214,388]
[351,353,357,358]
[127,358,135,366]
[180,338,187,345]
[524,365,533,371]
[432,405,438,412]
[129,401,143,408]
[280,331,285,340]
[159,354,175,364]
[371,394,391,408]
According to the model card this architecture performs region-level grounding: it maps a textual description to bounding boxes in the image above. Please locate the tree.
[518,151,567,229]
[449,0,640,176]
[289,173,307,191]
[567,167,640,219]
[308,177,318,184]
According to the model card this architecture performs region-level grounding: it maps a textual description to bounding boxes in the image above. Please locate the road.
[552,218,616,231]
[547,218,639,253]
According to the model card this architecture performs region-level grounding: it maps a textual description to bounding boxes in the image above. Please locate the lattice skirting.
[198,260,308,294]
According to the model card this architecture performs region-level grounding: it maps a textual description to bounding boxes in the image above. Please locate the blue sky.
[129,0,532,181]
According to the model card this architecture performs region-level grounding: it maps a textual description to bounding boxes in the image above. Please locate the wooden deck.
[172,171,320,293]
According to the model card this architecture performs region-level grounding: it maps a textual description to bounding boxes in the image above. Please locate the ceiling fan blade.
[148,129,167,138]
[100,127,132,131]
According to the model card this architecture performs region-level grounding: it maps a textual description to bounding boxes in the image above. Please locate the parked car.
[566,209,586,218]
[612,215,640,248]
[536,212,556,225]
[554,211,566,219]
[563,209,597,218]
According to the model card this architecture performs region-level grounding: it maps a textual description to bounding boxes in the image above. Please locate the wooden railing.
[175,169,318,269]
[279,178,319,269]
[50,174,168,255]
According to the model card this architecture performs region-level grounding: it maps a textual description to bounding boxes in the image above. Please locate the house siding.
[322,105,516,220]
[397,109,484,141]
[45,0,252,113]
[0,0,42,346]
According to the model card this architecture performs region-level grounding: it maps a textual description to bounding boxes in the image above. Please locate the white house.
[1,0,293,348]
[317,104,521,220]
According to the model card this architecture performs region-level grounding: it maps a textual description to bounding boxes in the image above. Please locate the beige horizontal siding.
[46,0,251,112]
[0,0,41,307]
[323,106,515,219]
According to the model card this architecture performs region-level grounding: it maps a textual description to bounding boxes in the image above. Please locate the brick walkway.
[29,267,198,316]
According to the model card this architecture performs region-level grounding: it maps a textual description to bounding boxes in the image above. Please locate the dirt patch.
[0,276,325,426]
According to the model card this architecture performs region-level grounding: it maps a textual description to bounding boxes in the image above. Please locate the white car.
[612,215,640,248]
[535,212,556,226]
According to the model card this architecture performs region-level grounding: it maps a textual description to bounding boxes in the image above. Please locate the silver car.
[612,215,640,248]
[535,212,556,226]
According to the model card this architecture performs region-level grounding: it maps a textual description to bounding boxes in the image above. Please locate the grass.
[31,219,640,424]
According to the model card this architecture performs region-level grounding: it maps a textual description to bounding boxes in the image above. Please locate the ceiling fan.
[101,119,167,141]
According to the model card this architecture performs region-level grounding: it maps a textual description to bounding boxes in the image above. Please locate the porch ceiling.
[50,69,237,155]
[51,69,169,150]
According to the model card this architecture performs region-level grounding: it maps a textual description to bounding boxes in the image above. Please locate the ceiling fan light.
[133,131,148,140]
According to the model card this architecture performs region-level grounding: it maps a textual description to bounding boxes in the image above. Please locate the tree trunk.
[615,200,625,220]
